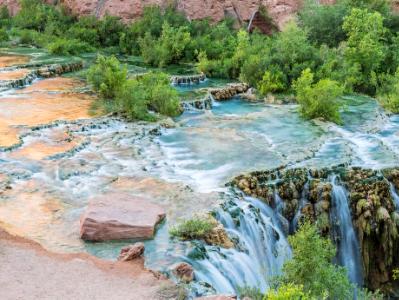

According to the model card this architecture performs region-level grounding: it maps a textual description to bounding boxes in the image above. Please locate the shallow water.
[1,49,399,296]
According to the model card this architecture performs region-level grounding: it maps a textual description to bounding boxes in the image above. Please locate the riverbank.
[0,228,176,300]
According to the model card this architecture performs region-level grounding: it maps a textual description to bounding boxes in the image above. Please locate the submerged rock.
[118,242,145,261]
[80,193,166,241]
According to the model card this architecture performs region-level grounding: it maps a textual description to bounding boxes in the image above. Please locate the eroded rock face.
[233,166,399,292]
[118,242,145,261]
[0,0,311,28]
[80,193,166,241]
[210,83,249,101]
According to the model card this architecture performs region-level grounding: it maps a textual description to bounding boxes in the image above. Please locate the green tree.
[87,55,128,100]
[342,8,387,93]
[294,68,344,123]
[298,0,348,47]
[378,68,399,113]
[279,222,353,299]
[257,70,285,96]
[265,283,312,300]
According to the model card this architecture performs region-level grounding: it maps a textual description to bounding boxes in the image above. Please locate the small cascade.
[171,73,207,86]
[0,71,38,89]
[389,182,399,210]
[330,175,363,285]
[185,195,291,295]
[181,94,213,111]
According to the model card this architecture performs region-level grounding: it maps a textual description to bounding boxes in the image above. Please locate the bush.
[257,70,285,96]
[342,8,387,93]
[139,22,191,67]
[265,283,312,300]
[237,286,264,300]
[0,28,9,43]
[116,72,181,120]
[378,69,399,113]
[298,0,348,47]
[279,221,353,299]
[116,79,152,121]
[170,216,215,240]
[47,38,94,55]
[294,68,344,123]
[87,55,128,100]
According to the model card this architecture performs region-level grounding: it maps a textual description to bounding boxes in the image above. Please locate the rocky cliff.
[0,0,316,28]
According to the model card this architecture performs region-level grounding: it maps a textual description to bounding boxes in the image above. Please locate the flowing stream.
[1,50,399,297]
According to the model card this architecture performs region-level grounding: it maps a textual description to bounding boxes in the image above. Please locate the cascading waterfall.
[330,175,363,285]
[184,194,291,296]
[389,182,399,210]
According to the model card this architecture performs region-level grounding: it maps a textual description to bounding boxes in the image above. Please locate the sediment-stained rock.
[80,193,166,241]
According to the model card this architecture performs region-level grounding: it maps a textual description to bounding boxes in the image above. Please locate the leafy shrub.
[298,0,348,47]
[279,221,353,299]
[237,286,264,300]
[265,283,311,300]
[378,69,399,113]
[342,8,387,93]
[294,68,344,123]
[170,216,215,240]
[47,38,94,55]
[139,22,191,67]
[257,70,285,96]
[116,72,181,120]
[116,79,152,121]
[87,55,128,100]
[0,28,9,43]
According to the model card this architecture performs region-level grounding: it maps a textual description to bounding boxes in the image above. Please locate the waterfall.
[330,176,363,285]
[389,182,399,210]
[185,195,291,295]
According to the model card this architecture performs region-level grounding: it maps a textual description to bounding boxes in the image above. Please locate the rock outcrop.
[209,83,249,101]
[118,242,145,261]
[0,0,339,29]
[233,166,399,293]
[80,193,166,241]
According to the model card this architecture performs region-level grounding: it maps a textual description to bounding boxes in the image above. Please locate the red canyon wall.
[0,0,396,28]
[0,0,306,28]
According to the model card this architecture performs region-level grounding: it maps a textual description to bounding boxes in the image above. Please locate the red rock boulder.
[80,193,166,241]
[118,242,145,261]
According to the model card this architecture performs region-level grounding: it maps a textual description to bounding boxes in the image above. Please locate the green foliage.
[46,38,94,55]
[87,55,128,100]
[139,22,191,67]
[294,69,344,123]
[257,70,285,96]
[378,69,399,113]
[343,8,387,93]
[0,5,10,27]
[116,79,152,121]
[265,283,312,300]
[170,216,215,240]
[0,28,9,43]
[237,286,264,300]
[356,288,384,300]
[138,72,181,117]
[393,268,399,280]
[279,221,353,299]
[299,0,348,47]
